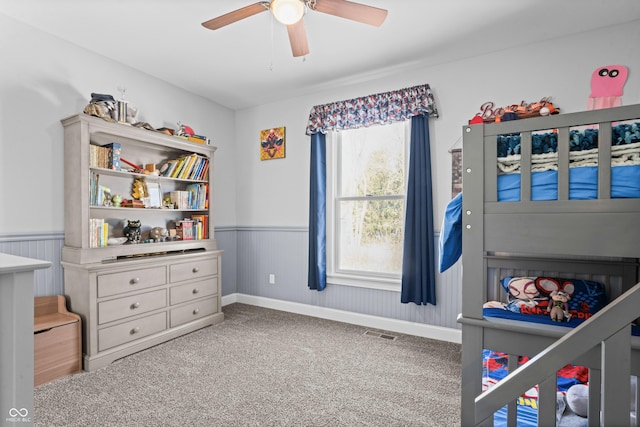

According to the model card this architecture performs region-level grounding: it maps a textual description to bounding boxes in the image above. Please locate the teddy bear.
[547,289,571,322]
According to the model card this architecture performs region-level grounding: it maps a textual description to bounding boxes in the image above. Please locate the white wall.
[0,14,237,234]
[234,20,640,229]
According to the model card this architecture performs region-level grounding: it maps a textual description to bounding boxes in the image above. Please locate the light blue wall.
[233,227,462,329]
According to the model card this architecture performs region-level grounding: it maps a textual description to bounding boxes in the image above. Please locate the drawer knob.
[192,267,200,273]
[130,327,140,334]
[130,277,140,285]
[131,302,141,309]
[193,308,199,315]
[192,288,200,294]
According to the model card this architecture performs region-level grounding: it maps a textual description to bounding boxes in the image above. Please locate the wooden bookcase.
[60,114,224,371]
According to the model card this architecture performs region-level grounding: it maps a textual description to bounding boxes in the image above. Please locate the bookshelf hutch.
[61,113,223,371]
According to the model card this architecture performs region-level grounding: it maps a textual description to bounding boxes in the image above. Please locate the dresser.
[63,250,222,371]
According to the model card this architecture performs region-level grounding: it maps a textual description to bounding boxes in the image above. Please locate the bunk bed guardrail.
[470,281,640,426]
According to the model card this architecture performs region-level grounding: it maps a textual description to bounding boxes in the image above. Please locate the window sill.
[327,273,401,292]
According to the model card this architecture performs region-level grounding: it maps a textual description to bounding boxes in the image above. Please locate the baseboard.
[221,293,461,344]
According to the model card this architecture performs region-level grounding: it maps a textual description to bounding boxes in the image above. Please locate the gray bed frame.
[457,104,640,426]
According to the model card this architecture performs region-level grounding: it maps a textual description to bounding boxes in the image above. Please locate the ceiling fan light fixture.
[270,0,305,25]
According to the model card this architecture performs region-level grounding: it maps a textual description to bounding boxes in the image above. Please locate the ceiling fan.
[201,0,388,57]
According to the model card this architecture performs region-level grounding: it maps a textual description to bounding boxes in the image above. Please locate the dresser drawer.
[170,277,217,306]
[98,312,167,351]
[170,297,218,328]
[97,266,166,298]
[98,289,167,325]
[170,258,217,283]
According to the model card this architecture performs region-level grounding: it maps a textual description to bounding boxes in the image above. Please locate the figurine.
[149,227,168,242]
[131,178,148,199]
[112,194,123,208]
[123,220,142,244]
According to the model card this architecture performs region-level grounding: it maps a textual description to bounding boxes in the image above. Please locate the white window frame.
[325,121,411,292]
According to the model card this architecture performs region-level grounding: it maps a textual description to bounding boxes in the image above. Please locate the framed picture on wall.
[259,127,286,160]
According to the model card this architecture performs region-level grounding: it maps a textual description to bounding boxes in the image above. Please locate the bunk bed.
[450,104,640,426]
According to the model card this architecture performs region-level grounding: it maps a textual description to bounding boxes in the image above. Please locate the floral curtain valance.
[305,83,438,135]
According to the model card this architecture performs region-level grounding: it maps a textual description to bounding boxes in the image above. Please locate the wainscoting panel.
[0,233,65,296]
[214,227,238,296]
[236,227,462,330]
[0,228,463,330]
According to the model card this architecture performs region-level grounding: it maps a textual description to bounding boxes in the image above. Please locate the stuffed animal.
[504,277,542,312]
[548,290,571,322]
[566,376,637,419]
[536,278,575,322]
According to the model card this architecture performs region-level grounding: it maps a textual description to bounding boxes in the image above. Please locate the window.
[326,121,410,290]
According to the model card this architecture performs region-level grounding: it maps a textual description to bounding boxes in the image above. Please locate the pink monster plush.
[588,65,628,110]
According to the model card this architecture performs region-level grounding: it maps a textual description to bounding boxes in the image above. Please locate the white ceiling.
[2,0,640,110]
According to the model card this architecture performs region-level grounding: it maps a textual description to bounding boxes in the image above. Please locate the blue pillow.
[439,192,462,273]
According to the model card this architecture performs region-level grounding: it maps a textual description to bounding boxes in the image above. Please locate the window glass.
[328,121,408,287]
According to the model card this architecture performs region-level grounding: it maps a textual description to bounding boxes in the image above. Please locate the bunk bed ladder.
[474,282,640,427]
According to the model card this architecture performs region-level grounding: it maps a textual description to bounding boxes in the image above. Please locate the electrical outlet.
[269,274,276,285]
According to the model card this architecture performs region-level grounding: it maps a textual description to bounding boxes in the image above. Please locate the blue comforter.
[438,165,640,273]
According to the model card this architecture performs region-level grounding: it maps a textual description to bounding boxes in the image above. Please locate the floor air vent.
[364,330,397,340]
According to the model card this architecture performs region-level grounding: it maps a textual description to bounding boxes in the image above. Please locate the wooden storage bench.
[34,296,82,386]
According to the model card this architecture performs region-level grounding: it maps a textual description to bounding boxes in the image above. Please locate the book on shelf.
[159,154,209,181]
[159,159,177,177]
[198,160,210,181]
[96,185,111,207]
[90,171,99,206]
[185,183,207,210]
[190,158,203,180]
[105,142,121,170]
[178,154,198,179]
[169,190,191,210]
[90,144,105,168]
[89,173,114,208]
[89,143,121,170]
[191,214,208,239]
[89,218,108,248]
[171,156,188,178]
[190,157,209,180]
[186,135,209,145]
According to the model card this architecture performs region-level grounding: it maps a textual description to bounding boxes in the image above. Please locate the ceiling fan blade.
[202,2,269,30]
[313,0,387,26]
[287,19,310,57]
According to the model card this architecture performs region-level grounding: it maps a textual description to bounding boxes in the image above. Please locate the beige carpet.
[34,303,462,426]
